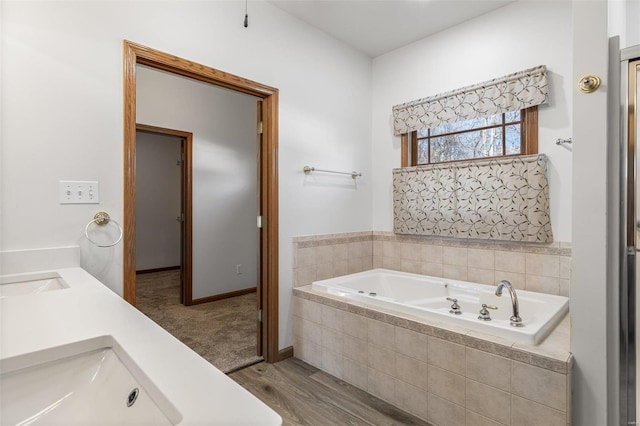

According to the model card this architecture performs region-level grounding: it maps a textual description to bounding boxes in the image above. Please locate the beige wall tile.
[348,257,364,274]
[396,327,427,361]
[322,349,343,379]
[362,257,373,271]
[466,410,504,426]
[525,275,560,295]
[334,260,348,277]
[348,242,364,259]
[495,250,525,274]
[368,367,395,403]
[368,343,396,376]
[368,319,396,349]
[443,246,468,266]
[511,395,565,426]
[466,347,510,392]
[383,256,402,271]
[511,360,566,411]
[322,327,343,354]
[443,264,468,281]
[428,337,466,375]
[427,393,465,426]
[295,265,316,287]
[401,259,421,274]
[559,256,571,280]
[401,243,422,261]
[373,241,384,257]
[294,336,322,368]
[395,353,428,391]
[495,271,526,290]
[344,312,368,340]
[421,244,444,264]
[395,379,428,420]
[332,244,348,262]
[363,241,374,257]
[344,336,368,365]
[316,263,333,280]
[294,317,322,346]
[526,253,560,278]
[317,245,333,265]
[428,365,465,406]
[559,279,570,297]
[297,246,317,267]
[373,256,384,268]
[468,267,495,285]
[465,379,511,425]
[293,298,322,323]
[422,261,444,277]
[468,248,495,270]
[343,357,368,391]
[320,305,344,332]
[383,241,401,258]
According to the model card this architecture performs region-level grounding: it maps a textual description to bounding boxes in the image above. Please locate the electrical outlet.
[59,181,100,204]
[236,264,242,275]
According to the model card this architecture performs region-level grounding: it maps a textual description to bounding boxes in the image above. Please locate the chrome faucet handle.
[446,297,462,315]
[478,303,497,321]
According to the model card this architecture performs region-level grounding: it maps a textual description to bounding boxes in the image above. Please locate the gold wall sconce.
[578,75,601,93]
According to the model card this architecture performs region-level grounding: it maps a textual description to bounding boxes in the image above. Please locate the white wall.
[135,131,181,272]
[371,1,573,242]
[609,0,640,49]
[137,66,259,298]
[571,1,611,424]
[0,1,372,348]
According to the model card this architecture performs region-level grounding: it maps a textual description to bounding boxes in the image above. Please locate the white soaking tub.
[311,269,568,345]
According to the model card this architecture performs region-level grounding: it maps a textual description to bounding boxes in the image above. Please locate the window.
[408,106,538,166]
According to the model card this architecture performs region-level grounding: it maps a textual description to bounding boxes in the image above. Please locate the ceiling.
[267,0,515,57]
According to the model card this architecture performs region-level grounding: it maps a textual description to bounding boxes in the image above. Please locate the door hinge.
[257,121,263,135]
[257,215,263,228]
[176,213,184,222]
[258,309,263,322]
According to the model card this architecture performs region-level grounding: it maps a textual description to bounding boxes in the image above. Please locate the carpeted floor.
[135,270,262,373]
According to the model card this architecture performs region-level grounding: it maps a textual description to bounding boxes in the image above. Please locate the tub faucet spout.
[495,280,523,327]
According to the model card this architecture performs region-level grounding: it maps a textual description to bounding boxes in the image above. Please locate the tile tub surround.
[293,232,374,287]
[292,286,572,426]
[293,231,572,297]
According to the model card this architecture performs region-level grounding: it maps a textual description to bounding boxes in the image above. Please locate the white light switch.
[59,181,100,204]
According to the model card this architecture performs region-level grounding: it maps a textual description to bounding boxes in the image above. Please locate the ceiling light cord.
[244,0,248,28]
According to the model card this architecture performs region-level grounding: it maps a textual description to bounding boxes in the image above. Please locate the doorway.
[134,124,192,304]
[123,41,281,363]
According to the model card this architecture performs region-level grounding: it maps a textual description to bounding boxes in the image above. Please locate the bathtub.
[311,269,569,345]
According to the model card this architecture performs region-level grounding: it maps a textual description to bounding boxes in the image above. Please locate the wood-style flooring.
[229,358,432,426]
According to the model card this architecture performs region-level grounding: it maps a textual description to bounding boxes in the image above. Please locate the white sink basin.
[0,272,69,298]
[1,336,182,425]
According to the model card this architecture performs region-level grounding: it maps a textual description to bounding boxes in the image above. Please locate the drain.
[369,292,377,296]
[358,290,364,294]
[127,388,139,407]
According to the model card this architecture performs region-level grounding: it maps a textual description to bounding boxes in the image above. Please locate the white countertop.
[0,267,282,425]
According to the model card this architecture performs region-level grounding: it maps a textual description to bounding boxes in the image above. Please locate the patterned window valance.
[392,65,548,136]
[393,154,552,243]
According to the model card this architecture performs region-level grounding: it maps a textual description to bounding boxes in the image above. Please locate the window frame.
[403,106,538,167]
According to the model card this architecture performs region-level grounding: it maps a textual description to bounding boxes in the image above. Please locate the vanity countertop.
[0,267,282,425]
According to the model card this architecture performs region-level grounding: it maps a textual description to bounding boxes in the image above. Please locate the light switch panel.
[59,181,100,204]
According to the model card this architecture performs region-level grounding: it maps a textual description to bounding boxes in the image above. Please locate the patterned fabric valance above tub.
[393,154,553,243]
[392,65,548,136]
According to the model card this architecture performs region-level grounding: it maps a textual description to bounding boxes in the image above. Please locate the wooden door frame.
[123,40,280,362]
[135,123,193,305]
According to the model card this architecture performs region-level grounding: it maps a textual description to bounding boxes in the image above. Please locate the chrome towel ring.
[85,212,123,248]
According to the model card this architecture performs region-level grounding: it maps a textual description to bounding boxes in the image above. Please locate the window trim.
[404,106,538,167]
